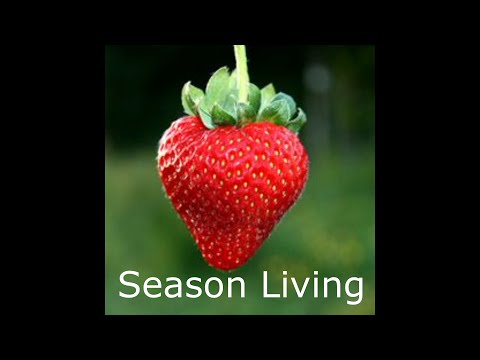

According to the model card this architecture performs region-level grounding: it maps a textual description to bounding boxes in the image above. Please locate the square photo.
[105,45,375,315]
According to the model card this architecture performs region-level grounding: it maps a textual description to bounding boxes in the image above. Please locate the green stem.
[234,45,249,104]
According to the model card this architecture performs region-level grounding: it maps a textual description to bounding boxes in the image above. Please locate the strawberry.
[157,46,308,271]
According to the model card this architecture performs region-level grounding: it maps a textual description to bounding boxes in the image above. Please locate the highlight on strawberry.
[157,45,309,271]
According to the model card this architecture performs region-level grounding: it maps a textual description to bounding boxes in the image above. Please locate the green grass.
[105,149,375,314]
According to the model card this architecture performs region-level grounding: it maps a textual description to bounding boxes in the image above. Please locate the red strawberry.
[157,47,309,271]
[158,116,308,270]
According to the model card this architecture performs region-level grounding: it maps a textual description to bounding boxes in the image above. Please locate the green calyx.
[181,67,307,133]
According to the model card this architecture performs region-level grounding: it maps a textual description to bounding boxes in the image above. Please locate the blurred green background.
[105,45,375,315]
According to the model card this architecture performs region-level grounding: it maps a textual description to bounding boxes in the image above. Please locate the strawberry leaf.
[181,81,204,116]
[287,108,307,133]
[204,66,230,111]
[258,99,291,125]
[212,103,236,125]
[237,102,256,126]
[178,68,306,132]
[198,100,216,130]
[248,84,261,113]
[228,68,238,98]
[222,94,237,117]
[271,92,296,117]
[260,83,276,112]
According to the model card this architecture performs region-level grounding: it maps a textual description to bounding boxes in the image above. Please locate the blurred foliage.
[105,45,375,314]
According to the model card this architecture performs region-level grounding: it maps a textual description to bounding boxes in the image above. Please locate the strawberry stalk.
[234,45,249,104]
